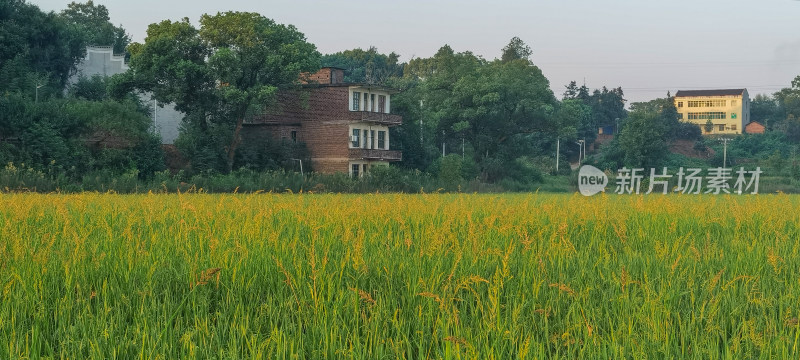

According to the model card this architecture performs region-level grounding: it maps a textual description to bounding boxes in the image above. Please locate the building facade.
[70,46,183,144]
[674,89,750,135]
[246,67,402,175]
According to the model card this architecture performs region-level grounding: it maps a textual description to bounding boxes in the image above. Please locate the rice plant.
[0,193,798,358]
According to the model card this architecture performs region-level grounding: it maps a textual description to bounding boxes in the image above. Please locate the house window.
[731,124,737,131]
[362,129,368,148]
[718,124,725,131]
[678,113,683,120]
[677,101,683,108]
[688,100,726,107]
[377,131,386,149]
[291,130,297,143]
[352,92,360,111]
[362,163,368,174]
[732,100,737,106]
[371,94,376,112]
[351,128,360,147]
[687,112,726,120]
[351,164,360,177]
[364,94,369,111]
[378,95,386,113]
[370,130,375,149]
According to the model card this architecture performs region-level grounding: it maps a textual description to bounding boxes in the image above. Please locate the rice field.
[1,192,799,358]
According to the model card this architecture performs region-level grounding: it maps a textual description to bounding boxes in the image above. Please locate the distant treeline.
[3,1,800,193]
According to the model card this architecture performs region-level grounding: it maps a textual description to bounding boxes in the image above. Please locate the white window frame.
[352,91,360,111]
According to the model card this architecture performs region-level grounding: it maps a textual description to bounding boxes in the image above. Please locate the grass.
[1,193,799,358]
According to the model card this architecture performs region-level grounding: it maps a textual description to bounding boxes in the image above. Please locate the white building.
[70,46,182,144]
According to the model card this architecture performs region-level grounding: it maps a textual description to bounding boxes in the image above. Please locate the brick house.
[745,121,765,134]
[245,67,402,175]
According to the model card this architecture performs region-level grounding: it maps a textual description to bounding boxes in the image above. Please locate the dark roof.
[674,89,746,97]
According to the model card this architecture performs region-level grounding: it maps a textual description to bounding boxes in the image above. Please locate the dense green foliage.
[389,40,566,185]
[321,47,403,84]
[60,1,129,55]
[119,12,320,172]
[0,1,162,179]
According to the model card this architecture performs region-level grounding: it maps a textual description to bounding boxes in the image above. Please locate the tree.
[60,1,129,54]
[321,47,403,84]
[393,45,486,170]
[774,76,800,136]
[500,36,532,63]
[0,0,85,94]
[554,99,590,142]
[628,94,699,140]
[750,94,777,128]
[563,81,591,102]
[589,87,627,133]
[705,119,714,134]
[0,93,161,177]
[395,41,559,181]
[618,110,668,168]
[120,12,320,172]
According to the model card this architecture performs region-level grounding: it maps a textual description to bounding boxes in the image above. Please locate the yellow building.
[674,89,750,135]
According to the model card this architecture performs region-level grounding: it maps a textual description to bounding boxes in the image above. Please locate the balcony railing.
[349,148,402,161]
[348,111,402,126]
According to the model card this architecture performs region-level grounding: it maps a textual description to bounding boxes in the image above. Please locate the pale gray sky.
[32,0,800,103]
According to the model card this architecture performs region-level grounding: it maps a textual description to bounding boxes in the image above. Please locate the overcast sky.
[32,0,800,103]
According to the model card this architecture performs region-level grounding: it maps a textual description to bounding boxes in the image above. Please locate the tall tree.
[618,110,668,168]
[393,45,486,170]
[60,1,129,54]
[589,87,627,130]
[750,93,777,128]
[563,81,591,102]
[0,0,84,94]
[500,36,532,63]
[773,76,800,135]
[119,13,320,172]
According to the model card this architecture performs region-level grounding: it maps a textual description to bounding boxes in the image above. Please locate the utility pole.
[721,138,732,167]
[582,138,586,161]
[419,100,424,145]
[442,130,445,157]
[555,138,560,172]
[420,117,423,145]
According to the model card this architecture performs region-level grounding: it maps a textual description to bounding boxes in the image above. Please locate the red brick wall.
[248,86,355,173]
[300,68,344,85]
[745,122,765,134]
[247,72,403,174]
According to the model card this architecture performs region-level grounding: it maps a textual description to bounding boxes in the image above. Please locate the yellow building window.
[688,112,726,120]
[688,100,726,107]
